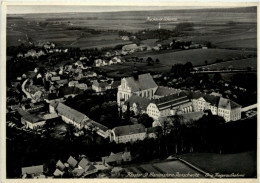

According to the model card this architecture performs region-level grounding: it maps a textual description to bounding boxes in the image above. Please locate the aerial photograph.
[4,4,257,179]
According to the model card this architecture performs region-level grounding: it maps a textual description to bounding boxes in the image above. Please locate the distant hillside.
[7,6,257,18]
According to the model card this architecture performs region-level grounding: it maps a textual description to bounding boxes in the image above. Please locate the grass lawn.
[180,151,257,177]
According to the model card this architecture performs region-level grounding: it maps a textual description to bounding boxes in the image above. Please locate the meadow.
[7,6,257,51]
[198,57,257,70]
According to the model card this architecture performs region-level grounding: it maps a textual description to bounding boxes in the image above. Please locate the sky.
[6,5,238,14]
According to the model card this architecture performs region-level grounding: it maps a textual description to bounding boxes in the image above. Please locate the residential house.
[78,158,90,169]
[49,101,59,113]
[85,71,97,78]
[53,169,64,177]
[68,81,79,87]
[94,59,103,67]
[83,164,98,176]
[56,160,65,171]
[56,103,89,129]
[67,156,78,168]
[110,124,146,144]
[74,61,84,68]
[76,83,88,90]
[56,79,69,87]
[21,102,45,113]
[92,81,111,92]
[51,76,61,82]
[102,151,132,166]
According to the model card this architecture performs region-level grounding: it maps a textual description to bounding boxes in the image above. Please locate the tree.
[155,58,160,63]
[204,60,208,65]
[138,113,154,128]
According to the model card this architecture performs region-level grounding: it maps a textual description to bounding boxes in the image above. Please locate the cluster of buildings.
[117,73,241,123]
[21,150,132,178]
[94,56,125,67]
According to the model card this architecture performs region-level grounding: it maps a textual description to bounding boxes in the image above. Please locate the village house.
[85,71,97,78]
[68,81,79,87]
[56,160,66,171]
[92,81,111,92]
[102,151,132,166]
[85,120,110,138]
[53,169,64,177]
[94,59,103,67]
[51,76,61,82]
[110,124,147,144]
[56,79,69,87]
[76,83,88,90]
[67,156,78,168]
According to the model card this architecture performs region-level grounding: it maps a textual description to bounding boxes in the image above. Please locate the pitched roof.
[86,120,109,132]
[17,109,45,123]
[78,158,90,169]
[56,79,69,85]
[67,156,78,168]
[125,95,151,111]
[113,124,146,136]
[72,168,84,177]
[85,164,97,172]
[53,169,64,176]
[93,81,109,88]
[21,165,44,175]
[56,160,65,171]
[111,81,121,89]
[184,91,220,106]
[123,73,158,92]
[102,152,123,164]
[56,103,89,125]
[218,98,241,110]
[50,101,59,108]
[152,92,190,111]
[154,86,180,96]
[147,126,162,134]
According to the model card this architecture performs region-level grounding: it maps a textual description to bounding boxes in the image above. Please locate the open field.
[198,57,257,70]
[180,151,257,177]
[96,62,170,78]
[7,7,256,50]
[141,49,256,66]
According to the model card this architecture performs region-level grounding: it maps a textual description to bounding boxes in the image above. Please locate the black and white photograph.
[2,2,258,180]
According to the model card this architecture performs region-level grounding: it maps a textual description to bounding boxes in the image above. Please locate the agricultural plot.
[141,49,256,66]
[199,57,257,70]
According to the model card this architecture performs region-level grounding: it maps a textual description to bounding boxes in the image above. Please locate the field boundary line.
[178,158,209,177]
